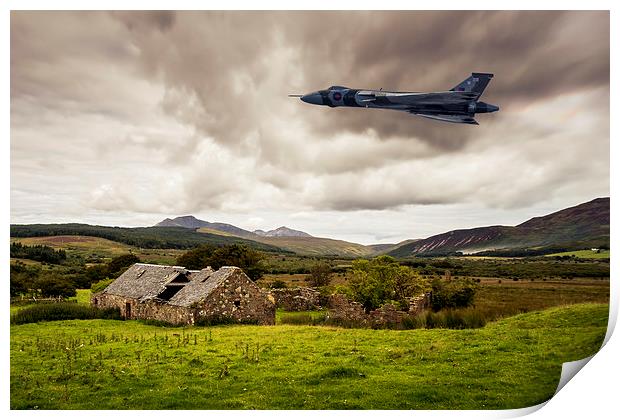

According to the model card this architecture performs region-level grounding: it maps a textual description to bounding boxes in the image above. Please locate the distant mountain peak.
[155,217,312,239]
[155,215,209,229]
[253,226,312,238]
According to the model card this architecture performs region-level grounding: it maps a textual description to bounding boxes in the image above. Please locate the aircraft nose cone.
[301,92,323,105]
[488,104,499,113]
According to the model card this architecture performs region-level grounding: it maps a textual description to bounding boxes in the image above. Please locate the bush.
[177,244,265,281]
[194,315,259,327]
[91,278,114,293]
[421,308,487,329]
[11,303,121,325]
[431,277,477,311]
[35,274,77,298]
[280,312,327,326]
[269,279,287,289]
[348,256,429,311]
[306,263,332,287]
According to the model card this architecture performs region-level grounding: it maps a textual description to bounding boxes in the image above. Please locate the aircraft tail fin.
[450,73,493,99]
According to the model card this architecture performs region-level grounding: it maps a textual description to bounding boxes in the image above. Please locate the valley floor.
[10,303,608,410]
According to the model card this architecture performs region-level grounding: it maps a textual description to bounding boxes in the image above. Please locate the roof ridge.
[134,263,188,269]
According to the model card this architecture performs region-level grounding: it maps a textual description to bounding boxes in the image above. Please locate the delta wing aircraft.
[290,73,499,125]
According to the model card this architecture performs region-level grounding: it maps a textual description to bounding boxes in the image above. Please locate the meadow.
[546,249,610,259]
[11,235,185,265]
[10,303,607,410]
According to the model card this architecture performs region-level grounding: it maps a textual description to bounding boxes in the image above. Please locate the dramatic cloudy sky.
[10,11,609,244]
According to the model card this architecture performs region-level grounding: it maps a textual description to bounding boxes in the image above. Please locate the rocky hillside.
[389,197,610,257]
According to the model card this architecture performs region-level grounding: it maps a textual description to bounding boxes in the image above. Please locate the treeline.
[10,242,66,264]
[10,254,142,298]
[10,224,284,252]
[176,244,265,281]
[400,257,609,279]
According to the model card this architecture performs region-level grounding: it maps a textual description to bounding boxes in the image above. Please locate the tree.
[348,256,429,311]
[85,264,109,283]
[176,244,265,281]
[209,244,265,281]
[306,262,332,287]
[430,277,477,311]
[35,273,76,298]
[10,262,39,297]
[176,245,216,270]
[107,254,141,277]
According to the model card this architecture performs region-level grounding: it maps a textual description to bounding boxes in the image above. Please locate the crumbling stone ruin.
[326,292,432,328]
[91,263,275,325]
[408,293,432,314]
[270,287,321,311]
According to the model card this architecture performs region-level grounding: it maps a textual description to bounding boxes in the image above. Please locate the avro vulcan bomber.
[290,73,499,125]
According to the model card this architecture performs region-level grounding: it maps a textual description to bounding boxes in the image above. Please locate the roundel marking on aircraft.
[333,92,342,101]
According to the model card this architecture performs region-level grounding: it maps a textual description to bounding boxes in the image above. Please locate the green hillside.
[197,227,373,257]
[10,224,284,253]
[10,303,607,409]
[390,198,610,257]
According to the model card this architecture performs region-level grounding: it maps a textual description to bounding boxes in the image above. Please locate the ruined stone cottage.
[91,263,275,325]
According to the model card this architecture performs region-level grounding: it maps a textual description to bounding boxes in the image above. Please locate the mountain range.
[156,216,312,238]
[155,197,609,257]
[388,197,609,257]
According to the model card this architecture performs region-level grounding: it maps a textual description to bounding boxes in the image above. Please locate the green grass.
[250,236,373,257]
[474,280,609,320]
[11,236,185,265]
[546,249,610,259]
[10,303,607,409]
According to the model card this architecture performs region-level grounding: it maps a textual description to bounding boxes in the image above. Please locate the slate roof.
[102,263,243,307]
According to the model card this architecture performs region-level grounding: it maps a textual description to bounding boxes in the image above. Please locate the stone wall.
[326,292,432,328]
[92,270,276,326]
[193,270,276,325]
[92,293,195,325]
[408,292,432,314]
[270,287,321,311]
[326,294,366,324]
[368,304,406,327]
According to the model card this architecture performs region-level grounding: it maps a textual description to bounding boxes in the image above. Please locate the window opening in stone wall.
[234,299,241,308]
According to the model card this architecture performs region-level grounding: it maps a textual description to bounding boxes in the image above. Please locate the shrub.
[420,308,487,329]
[269,279,287,289]
[35,274,77,298]
[431,277,477,311]
[195,315,259,327]
[11,303,121,325]
[138,319,180,327]
[306,262,332,287]
[348,256,429,311]
[91,278,114,293]
[280,312,327,326]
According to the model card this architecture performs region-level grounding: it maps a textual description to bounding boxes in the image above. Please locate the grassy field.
[10,303,607,409]
[10,235,184,265]
[246,235,372,258]
[473,279,609,320]
[546,249,610,259]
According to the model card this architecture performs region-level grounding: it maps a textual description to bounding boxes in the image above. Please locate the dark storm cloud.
[10,11,609,224]
[106,11,608,153]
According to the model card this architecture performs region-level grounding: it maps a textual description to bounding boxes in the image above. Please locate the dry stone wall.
[326,292,431,328]
[193,271,275,325]
[270,287,321,311]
